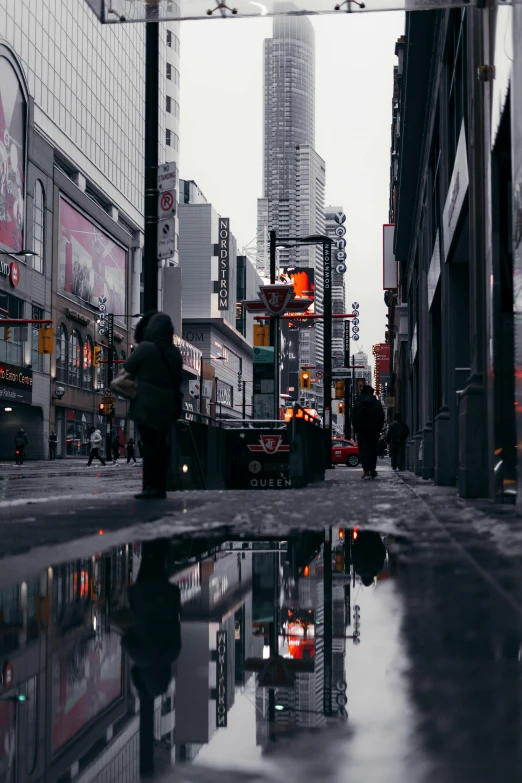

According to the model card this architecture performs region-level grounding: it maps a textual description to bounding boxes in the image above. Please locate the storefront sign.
[66,307,90,325]
[0,259,20,287]
[216,379,233,408]
[216,630,228,728]
[0,361,32,404]
[442,122,469,261]
[218,218,230,311]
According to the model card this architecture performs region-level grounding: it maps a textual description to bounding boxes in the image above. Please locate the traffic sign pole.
[344,321,351,439]
[143,17,159,313]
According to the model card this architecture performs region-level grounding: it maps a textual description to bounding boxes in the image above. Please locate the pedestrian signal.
[300,371,311,390]
[38,327,54,354]
[335,380,344,399]
[93,346,101,366]
[338,402,345,415]
[3,326,11,341]
[98,403,106,416]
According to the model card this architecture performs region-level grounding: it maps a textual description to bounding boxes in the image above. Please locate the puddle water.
[0,526,521,782]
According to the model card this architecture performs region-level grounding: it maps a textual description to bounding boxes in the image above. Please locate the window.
[56,324,68,383]
[166,129,172,147]
[0,294,23,365]
[166,63,172,80]
[31,305,44,373]
[83,335,93,390]
[167,29,172,47]
[166,96,172,113]
[69,330,82,387]
[33,181,45,274]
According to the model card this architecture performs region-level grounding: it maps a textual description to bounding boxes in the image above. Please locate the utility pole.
[344,321,351,439]
[105,313,115,460]
[143,17,160,312]
[269,230,279,419]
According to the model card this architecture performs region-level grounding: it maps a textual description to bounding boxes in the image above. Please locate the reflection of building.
[0,2,187,459]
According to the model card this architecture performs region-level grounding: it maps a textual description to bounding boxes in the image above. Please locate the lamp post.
[269,232,333,463]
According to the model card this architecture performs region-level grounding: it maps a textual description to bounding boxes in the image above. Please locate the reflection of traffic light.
[300,371,311,390]
[98,403,105,416]
[338,402,345,415]
[93,346,101,366]
[3,326,11,341]
[38,327,54,354]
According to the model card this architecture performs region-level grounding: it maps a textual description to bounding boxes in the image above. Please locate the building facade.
[0,1,185,458]
[389,3,522,504]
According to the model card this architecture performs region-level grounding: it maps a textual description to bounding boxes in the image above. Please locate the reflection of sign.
[260,285,293,316]
[248,435,289,455]
[216,630,228,728]
[0,361,33,404]
[218,218,230,311]
[59,198,126,325]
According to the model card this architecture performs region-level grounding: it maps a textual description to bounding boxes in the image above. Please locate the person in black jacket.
[14,428,28,465]
[386,412,410,471]
[351,385,385,479]
[49,430,58,460]
[124,313,183,500]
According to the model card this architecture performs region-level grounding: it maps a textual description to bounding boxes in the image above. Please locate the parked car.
[332,439,360,467]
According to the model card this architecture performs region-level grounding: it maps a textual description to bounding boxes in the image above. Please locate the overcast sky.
[180,11,405,362]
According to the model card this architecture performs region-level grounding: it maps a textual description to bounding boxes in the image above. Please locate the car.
[332,439,360,467]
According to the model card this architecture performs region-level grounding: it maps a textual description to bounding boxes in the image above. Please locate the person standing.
[126,437,137,465]
[87,426,106,467]
[112,435,121,465]
[124,313,183,500]
[352,385,385,480]
[14,428,28,465]
[49,430,58,460]
[386,412,410,471]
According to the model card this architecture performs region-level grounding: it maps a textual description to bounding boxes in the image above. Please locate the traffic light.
[338,402,345,415]
[38,327,54,354]
[3,326,11,341]
[253,324,269,346]
[105,402,113,416]
[335,380,344,399]
[93,346,101,366]
[98,403,106,416]
[300,370,311,390]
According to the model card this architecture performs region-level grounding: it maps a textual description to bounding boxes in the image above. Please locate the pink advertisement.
[52,631,122,752]
[58,198,126,324]
[0,56,26,254]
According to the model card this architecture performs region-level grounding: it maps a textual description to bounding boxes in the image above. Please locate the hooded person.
[352,531,387,586]
[352,385,385,479]
[124,312,183,499]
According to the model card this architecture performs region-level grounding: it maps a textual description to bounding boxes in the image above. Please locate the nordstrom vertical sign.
[218,218,230,311]
[216,630,228,727]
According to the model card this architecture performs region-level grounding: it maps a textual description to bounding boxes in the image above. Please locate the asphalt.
[3,460,522,781]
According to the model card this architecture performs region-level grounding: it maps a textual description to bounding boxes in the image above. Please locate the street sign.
[353,334,360,341]
[158,189,177,218]
[352,302,359,309]
[316,370,324,380]
[334,212,346,224]
[102,396,116,404]
[384,396,396,407]
[259,285,294,316]
[335,263,347,274]
[335,225,346,237]
[157,217,175,259]
[202,380,213,400]
[157,162,177,192]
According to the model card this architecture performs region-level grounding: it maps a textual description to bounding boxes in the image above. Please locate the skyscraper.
[258,9,326,407]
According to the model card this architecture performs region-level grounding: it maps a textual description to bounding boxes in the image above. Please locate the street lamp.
[0,249,38,258]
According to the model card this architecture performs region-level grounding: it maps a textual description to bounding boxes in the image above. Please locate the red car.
[332,439,360,467]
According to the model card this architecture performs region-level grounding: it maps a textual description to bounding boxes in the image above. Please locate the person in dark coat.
[386,412,410,471]
[124,313,183,499]
[49,430,58,460]
[126,437,137,464]
[112,435,121,464]
[351,385,385,479]
[14,428,28,465]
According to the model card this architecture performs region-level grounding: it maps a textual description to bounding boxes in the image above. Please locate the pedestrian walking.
[137,439,143,458]
[124,312,183,500]
[49,430,58,460]
[126,437,137,464]
[351,385,385,480]
[112,435,121,465]
[87,427,106,466]
[14,428,28,465]
[386,412,410,471]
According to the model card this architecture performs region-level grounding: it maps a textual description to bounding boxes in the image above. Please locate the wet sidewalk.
[1,462,522,782]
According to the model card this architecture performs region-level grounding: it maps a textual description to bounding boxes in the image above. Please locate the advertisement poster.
[58,198,126,325]
[52,631,122,752]
[280,322,300,400]
[0,56,26,254]
[0,699,16,783]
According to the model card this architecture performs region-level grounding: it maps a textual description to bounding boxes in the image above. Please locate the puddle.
[1,525,522,782]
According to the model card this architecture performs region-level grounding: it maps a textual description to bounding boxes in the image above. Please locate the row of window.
[166,63,180,86]
[55,324,126,390]
[166,29,180,53]
[166,129,180,151]
[165,95,180,118]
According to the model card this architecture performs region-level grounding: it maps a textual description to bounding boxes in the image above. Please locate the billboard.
[280,321,300,400]
[0,56,26,254]
[52,631,122,752]
[284,267,315,302]
[58,198,126,325]
[383,224,397,290]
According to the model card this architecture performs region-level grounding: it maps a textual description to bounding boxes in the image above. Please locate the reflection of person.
[111,540,182,697]
[124,313,183,500]
[352,531,386,586]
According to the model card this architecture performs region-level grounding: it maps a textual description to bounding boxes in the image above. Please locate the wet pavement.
[1,462,522,781]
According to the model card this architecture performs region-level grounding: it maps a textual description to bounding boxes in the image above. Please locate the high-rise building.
[325,207,347,369]
[257,9,326,408]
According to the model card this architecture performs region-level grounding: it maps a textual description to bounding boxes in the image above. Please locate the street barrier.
[167,409,227,491]
[288,405,326,488]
